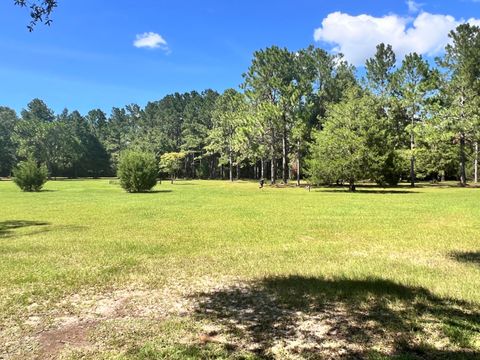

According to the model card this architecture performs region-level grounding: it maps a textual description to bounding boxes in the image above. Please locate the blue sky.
[0,0,479,114]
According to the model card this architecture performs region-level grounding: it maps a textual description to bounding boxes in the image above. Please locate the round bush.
[13,159,48,192]
[117,150,158,192]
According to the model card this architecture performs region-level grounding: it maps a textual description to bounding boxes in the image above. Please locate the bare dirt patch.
[38,319,97,359]
[0,276,236,359]
[2,275,479,359]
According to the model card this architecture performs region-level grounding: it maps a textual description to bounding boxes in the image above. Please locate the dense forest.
[1,23,480,188]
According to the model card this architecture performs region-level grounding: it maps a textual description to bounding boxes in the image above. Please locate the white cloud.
[406,0,422,13]
[133,32,169,52]
[313,11,480,66]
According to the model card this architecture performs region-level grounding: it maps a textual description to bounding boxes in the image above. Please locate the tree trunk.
[236,163,240,180]
[229,151,233,182]
[210,157,215,179]
[261,158,265,179]
[270,126,276,185]
[459,92,467,187]
[282,119,288,184]
[460,132,467,186]
[296,140,301,186]
[349,179,356,192]
[191,153,195,179]
[271,155,276,185]
[410,156,415,187]
[474,141,478,184]
[410,117,415,187]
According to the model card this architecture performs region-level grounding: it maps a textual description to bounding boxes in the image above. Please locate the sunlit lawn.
[0,179,479,359]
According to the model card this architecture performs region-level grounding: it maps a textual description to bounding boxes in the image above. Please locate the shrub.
[117,150,158,192]
[13,159,48,192]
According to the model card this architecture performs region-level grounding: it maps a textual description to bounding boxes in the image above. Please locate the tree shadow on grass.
[124,190,173,194]
[192,276,480,359]
[0,220,50,238]
[144,190,173,194]
[315,189,419,194]
[16,189,58,192]
[450,251,480,266]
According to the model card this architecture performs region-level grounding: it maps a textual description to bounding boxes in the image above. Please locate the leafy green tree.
[85,109,108,142]
[0,107,18,176]
[49,112,82,177]
[415,114,458,181]
[160,152,186,183]
[67,110,110,177]
[105,107,133,169]
[437,24,480,185]
[307,88,391,191]
[147,93,188,153]
[117,150,158,193]
[304,46,356,122]
[365,44,419,185]
[14,99,55,174]
[21,98,55,123]
[231,105,264,180]
[84,109,112,177]
[13,158,48,191]
[207,89,249,181]
[366,43,397,98]
[243,46,297,184]
[181,90,219,178]
[294,47,357,185]
[137,101,173,157]
[395,53,438,186]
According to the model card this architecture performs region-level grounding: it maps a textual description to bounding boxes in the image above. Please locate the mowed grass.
[0,179,479,359]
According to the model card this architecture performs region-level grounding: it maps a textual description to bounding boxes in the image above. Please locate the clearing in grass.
[0,179,479,359]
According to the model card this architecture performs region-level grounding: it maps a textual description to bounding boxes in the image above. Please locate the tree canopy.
[1,24,480,189]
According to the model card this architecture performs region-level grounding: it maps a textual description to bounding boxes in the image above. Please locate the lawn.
[0,179,479,359]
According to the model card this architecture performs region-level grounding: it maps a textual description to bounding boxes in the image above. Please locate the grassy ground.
[0,179,479,359]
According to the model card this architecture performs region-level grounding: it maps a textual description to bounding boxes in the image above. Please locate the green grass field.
[1,179,479,359]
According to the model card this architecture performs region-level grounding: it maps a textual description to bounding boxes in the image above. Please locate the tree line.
[1,24,480,189]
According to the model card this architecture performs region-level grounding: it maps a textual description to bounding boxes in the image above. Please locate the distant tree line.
[1,24,480,189]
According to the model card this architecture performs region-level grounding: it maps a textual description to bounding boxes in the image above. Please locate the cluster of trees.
[1,24,480,189]
[309,23,480,189]
[1,101,110,178]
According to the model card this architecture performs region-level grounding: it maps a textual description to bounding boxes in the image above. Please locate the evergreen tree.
[307,87,392,191]
[0,107,18,176]
[395,53,438,186]
[207,89,249,181]
[438,24,480,185]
